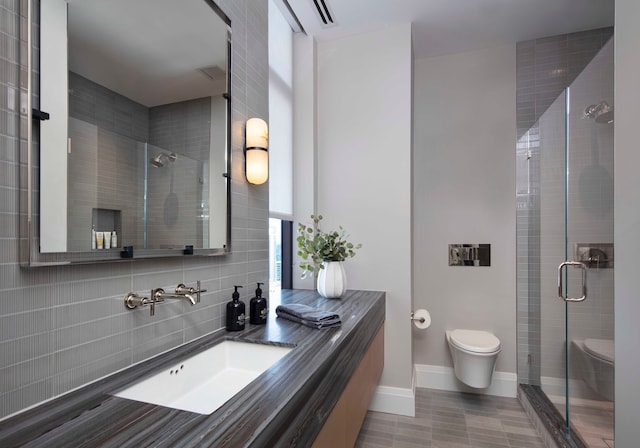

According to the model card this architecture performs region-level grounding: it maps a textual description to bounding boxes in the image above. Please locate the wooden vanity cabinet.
[312,325,384,448]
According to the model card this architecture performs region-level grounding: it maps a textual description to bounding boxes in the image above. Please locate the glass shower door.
[539,37,615,447]
[538,88,571,427]
[564,37,615,446]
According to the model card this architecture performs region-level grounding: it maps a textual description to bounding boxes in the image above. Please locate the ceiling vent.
[311,0,337,28]
[198,65,226,81]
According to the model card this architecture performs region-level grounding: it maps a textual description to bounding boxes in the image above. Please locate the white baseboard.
[369,384,416,417]
[414,364,517,398]
[369,365,518,417]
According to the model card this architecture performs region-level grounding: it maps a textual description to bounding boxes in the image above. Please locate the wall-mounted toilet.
[446,329,501,388]
[572,338,614,401]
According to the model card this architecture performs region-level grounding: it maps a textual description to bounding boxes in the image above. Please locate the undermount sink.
[113,340,293,415]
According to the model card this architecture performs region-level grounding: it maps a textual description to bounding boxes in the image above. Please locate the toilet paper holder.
[410,309,431,329]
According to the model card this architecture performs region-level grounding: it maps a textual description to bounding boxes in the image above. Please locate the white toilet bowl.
[446,329,501,389]
[572,338,614,401]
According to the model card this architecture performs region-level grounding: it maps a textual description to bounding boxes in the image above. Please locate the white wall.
[209,94,228,248]
[40,0,68,252]
[315,24,414,412]
[290,6,640,440]
[292,32,316,291]
[614,0,640,444]
[412,46,517,383]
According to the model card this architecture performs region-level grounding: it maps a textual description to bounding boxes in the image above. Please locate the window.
[268,0,293,220]
[269,218,293,292]
[268,0,294,292]
[269,218,282,292]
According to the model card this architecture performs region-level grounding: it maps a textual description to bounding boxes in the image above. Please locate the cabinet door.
[312,326,384,448]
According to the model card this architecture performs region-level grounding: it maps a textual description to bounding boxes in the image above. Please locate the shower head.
[583,101,614,123]
[150,154,165,167]
[595,110,614,124]
[150,152,178,168]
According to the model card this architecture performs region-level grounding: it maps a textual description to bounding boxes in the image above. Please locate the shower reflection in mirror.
[34,0,231,260]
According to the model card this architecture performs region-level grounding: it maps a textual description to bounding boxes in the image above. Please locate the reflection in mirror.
[36,0,230,259]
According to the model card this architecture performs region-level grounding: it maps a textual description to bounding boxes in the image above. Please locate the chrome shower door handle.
[557,261,587,302]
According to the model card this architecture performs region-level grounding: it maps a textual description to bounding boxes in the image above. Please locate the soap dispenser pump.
[250,282,268,325]
[226,285,245,331]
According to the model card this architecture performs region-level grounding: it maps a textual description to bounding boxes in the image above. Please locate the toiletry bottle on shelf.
[111,231,117,248]
[250,282,268,325]
[226,285,245,331]
[91,225,96,250]
[96,231,104,249]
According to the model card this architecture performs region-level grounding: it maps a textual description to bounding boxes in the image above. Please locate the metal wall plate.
[575,243,614,269]
[449,244,491,266]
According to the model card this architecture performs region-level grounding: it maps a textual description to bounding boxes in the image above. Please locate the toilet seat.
[583,338,614,363]
[449,329,500,353]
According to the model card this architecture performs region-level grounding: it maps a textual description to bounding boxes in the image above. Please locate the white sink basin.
[113,340,292,415]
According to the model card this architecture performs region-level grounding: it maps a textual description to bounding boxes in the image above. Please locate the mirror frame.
[21,0,232,266]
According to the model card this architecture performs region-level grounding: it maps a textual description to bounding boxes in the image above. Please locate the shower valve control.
[575,243,613,269]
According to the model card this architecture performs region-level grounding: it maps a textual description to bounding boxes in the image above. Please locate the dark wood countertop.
[0,289,386,447]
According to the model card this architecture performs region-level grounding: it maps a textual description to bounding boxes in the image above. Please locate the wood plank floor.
[356,388,547,448]
[552,399,614,448]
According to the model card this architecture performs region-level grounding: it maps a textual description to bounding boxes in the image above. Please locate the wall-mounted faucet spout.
[153,288,197,305]
[124,282,207,316]
[175,281,207,304]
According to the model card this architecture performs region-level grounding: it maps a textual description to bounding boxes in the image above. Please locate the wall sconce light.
[245,118,269,185]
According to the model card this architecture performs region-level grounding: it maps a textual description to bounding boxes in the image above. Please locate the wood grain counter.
[0,289,385,447]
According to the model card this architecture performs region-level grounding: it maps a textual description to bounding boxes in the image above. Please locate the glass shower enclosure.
[517,38,614,447]
[67,119,208,252]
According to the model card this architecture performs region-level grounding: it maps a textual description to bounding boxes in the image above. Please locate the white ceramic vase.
[317,261,347,299]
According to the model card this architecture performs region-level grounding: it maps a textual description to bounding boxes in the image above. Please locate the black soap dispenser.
[250,282,268,325]
[226,285,246,331]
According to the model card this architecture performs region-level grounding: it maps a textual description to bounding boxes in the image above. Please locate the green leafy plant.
[296,214,362,278]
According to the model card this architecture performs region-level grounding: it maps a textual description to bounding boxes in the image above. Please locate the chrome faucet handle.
[152,288,165,302]
[175,284,193,294]
[149,289,162,316]
[124,292,145,309]
[175,281,207,304]
[124,292,155,316]
[151,288,169,315]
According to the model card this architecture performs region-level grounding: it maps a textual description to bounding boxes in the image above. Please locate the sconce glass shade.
[245,118,269,185]
[246,148,269,185]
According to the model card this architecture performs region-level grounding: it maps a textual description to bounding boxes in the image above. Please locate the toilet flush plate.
[449,244,491,266]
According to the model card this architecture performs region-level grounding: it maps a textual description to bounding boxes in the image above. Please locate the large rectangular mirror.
[24,0,231,265]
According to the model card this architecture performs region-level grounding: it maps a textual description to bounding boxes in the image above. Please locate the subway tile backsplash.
[0,0,269,418]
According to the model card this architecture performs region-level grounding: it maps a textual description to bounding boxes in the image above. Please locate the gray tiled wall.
[0,0,269,419]
[515,27,613,385]
[67,119,146,251]
[516,28,614,139]
[69,71,150,143]
[67,72,149,252]
[67,74,214,252]
[148,97,212,248]
[149,97,212,162]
